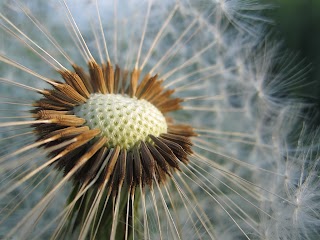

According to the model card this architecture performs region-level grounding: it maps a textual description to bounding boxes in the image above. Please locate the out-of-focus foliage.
[267,0,320,98]
[263,0,320,129]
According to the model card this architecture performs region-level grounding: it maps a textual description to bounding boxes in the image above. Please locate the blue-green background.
[266,0,320,127]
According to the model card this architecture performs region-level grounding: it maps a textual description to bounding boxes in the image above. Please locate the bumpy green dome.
[74,93,167,149]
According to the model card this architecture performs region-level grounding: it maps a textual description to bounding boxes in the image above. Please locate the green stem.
[64,184,141,240]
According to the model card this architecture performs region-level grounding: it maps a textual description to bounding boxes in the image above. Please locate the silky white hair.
[0,0,318,239]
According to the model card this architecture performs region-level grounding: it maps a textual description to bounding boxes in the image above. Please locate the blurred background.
[265,0,320,125]
[268,0,319,96]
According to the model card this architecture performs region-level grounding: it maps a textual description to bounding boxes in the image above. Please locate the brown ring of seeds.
[32,59,196,195]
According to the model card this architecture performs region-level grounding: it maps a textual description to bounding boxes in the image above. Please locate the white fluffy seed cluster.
[73,93,167,149]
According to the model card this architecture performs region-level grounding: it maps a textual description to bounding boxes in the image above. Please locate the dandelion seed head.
[0,0,318,239]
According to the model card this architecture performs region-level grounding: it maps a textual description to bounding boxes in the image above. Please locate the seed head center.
[73,93,167,149]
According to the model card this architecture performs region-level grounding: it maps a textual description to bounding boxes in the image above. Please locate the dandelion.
[0,0,318,239]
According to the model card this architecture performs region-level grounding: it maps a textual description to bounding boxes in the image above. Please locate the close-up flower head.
[0,0,319,239]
